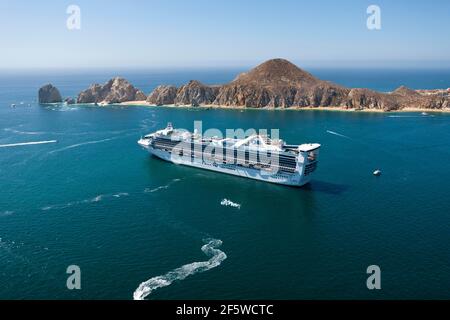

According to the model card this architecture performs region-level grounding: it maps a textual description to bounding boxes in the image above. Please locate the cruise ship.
[138,123,320,186]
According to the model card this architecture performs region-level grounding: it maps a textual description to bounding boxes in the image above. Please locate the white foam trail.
[90,192,129,202]
[42,192,129,210]
[90,195,104,203]
[0,140,57,148]
[220,199,241,209]
[45,105,80,112]
[48,138,115,154]
[3,128,45,135]
[145,185,169,193]
[144,178,182,193]
[113,192,129,198]
[387,115,434,118]
[326,130,351,139]
[133,239,227,300]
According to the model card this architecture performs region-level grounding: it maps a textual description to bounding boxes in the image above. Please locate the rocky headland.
[39,59,450,111]
[145,59,450,111]
[76,77,146,104]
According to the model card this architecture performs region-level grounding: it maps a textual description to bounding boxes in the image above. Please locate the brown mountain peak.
[392,85,419,96]
[233,58,319,86]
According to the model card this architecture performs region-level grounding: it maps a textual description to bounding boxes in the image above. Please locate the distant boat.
[10,103,16,108]
[421,112,428,116]
[373,169,382,176]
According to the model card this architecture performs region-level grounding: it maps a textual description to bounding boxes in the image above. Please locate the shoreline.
[117,101,450,113]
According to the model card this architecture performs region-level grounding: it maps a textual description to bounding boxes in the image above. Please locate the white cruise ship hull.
[140,144,314,187]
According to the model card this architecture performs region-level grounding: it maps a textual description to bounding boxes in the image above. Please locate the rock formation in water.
[145,58,450,111]
[38,84,63,103]
[77,77,146,104]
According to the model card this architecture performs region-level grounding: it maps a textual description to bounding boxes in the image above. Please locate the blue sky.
[0,0,449,69]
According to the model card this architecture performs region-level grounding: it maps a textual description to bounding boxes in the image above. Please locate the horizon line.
[2,58,450,72]
[3,65,450,73]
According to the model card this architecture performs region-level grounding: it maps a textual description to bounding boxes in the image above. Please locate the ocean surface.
[1,68,450,299]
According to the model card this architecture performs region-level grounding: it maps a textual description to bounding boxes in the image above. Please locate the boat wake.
[48,137,117,154]
[44,105,80,112]
[144,178,182,193]
[145,185,169,193]
[3,128,46,135]
[47,131,138,155]
[90,192,129,202]
[387,115,434,118]
[326,130,351,139]
[41,192,129,211]
[112,192,129,198]
[220,199,241,209]
[0,140,57,148]
[133,238,227,300]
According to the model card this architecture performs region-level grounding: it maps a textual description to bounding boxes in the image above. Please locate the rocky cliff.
[390,86,449,109]
[38,84,63,103]
[145,58,450,111]
[146,85,178,105]
[174,80,219,106]
[146,81,220,106]
[215,59,350,108]
[77,77,146,104]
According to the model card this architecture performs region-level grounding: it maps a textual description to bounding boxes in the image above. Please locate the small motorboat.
[373,169,382,176]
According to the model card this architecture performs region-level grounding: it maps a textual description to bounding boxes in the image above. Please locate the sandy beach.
[117,100,450,113]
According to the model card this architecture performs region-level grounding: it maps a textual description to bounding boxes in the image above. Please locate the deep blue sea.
[1,68,450,299]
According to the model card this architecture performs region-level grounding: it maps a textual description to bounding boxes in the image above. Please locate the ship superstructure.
[138,123,320,186]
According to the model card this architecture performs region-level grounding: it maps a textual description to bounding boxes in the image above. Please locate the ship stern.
[296,143,320,186]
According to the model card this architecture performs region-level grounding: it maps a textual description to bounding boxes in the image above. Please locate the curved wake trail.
[144,178,182,193]
[41,192,129,211]
[0,140,57,148]
[326,130,351,139]
[48,138,116,154]
[388,115,434,118]
[3,128,46,135]
[48,132,137,155]
[133,239,227,300]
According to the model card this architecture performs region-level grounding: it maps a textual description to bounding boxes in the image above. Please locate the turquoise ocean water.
[1,68,450,299]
